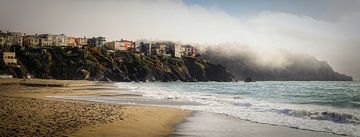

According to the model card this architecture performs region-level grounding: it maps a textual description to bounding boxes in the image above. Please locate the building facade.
[75,37,87,47]
[39,34,54,46]
[0,31,23,46]
[182,45,196,57]
[0,36,5,46]
[105,41,125,51]
[87,37,106,48]
[23,35,40,47]
[53,34,67,46]
[2,52,17,67]
[66,37,76,47]
[173,44,185,58]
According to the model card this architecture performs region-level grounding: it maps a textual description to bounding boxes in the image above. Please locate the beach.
[0,79,190,137]
[0,79,351,137]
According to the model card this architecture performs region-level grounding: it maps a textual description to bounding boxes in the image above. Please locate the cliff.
[0,46,234,82]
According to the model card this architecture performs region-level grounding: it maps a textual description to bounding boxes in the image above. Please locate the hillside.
[0,46,234,82]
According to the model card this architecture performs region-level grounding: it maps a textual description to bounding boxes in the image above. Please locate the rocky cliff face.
[2,46,234,82]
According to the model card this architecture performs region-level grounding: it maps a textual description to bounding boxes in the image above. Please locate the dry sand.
[0,95,124,137]
[0,78,191,137]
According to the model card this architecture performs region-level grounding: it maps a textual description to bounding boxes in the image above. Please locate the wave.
[272,109,360,125]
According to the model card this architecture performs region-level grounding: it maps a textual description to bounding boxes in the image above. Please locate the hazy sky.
[0,0,359,79]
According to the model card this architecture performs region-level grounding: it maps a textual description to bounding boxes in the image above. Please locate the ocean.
[53,81,360,136]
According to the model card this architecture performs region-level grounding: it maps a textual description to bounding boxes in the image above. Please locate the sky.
[0,0,359,79]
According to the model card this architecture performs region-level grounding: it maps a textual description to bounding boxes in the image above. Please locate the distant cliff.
[0,46,234,82]
[201,47,353,81]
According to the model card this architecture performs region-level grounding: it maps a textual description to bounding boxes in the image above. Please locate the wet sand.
[171,111,345,137]
[0,78,190,137]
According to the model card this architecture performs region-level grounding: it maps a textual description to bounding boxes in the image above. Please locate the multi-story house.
[23,35,40,47]
[120,39,135,51]
[105,41,125,51]
[75,37,88,47]
[182,45,196,57]
[52,34,67,46]
[87,37,106,48]
[173,44,185,58]
[105,39,135,51]
[8,36,23,46]
[66,37,76,47]
[39,34,54,46]
[152,44,167,56]
[139,42,152,55]
[0,36,5,46]
[2,52,17,67]
[0,31,23,46]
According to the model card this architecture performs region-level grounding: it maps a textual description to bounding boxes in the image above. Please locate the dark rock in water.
[1,46,234,82]
[244,77,255,82]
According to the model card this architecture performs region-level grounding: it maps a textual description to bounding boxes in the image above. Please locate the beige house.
[39,34,54,46]
[0,36,5,46]
[171,44,185,58]
[66,37,76,47]
[53,34,67,46]
[105,41,126,51]
[23,35,40,47]
[9,36,23,46]
[3,52,17,67]
[0,31,23,46]
[75,37,87,47]
[153,44,167,56]
[38,34,67,46]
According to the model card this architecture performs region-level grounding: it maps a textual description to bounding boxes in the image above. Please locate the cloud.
[0,0,359,79]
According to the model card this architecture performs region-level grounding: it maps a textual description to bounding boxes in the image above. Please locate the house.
[0,36,5,46]
[23,35,40,47]
[66,37,76,47]
[105,41,125,51]
[39,34,54,46]
[0,31,23,46]
[173,44,185,58]
[52,34,67,46]
[152,44,167,56]
[39,34,67,46]
[120,39,135,51]
[75,37,87,47]
[87,37,106,48]
[2,52,17,67]
[139,42,152,55]
[8,36,23,46]
[182,45,196,57]
[105,40,135,51]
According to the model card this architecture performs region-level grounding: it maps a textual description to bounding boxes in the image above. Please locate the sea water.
[115,81,360,136]
[53,81,360,136]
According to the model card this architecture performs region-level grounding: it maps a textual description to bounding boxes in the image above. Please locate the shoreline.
[0,78,191,137]
[171,111,346,137]
[0,78,352,137]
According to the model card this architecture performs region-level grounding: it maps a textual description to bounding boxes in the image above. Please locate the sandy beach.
[0,78,350,137]
[0,78,190,137]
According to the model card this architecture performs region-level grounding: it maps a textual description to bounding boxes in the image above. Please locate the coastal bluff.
[0,46,234,82]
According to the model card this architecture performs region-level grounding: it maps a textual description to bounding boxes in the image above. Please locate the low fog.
[197,44,352,81]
